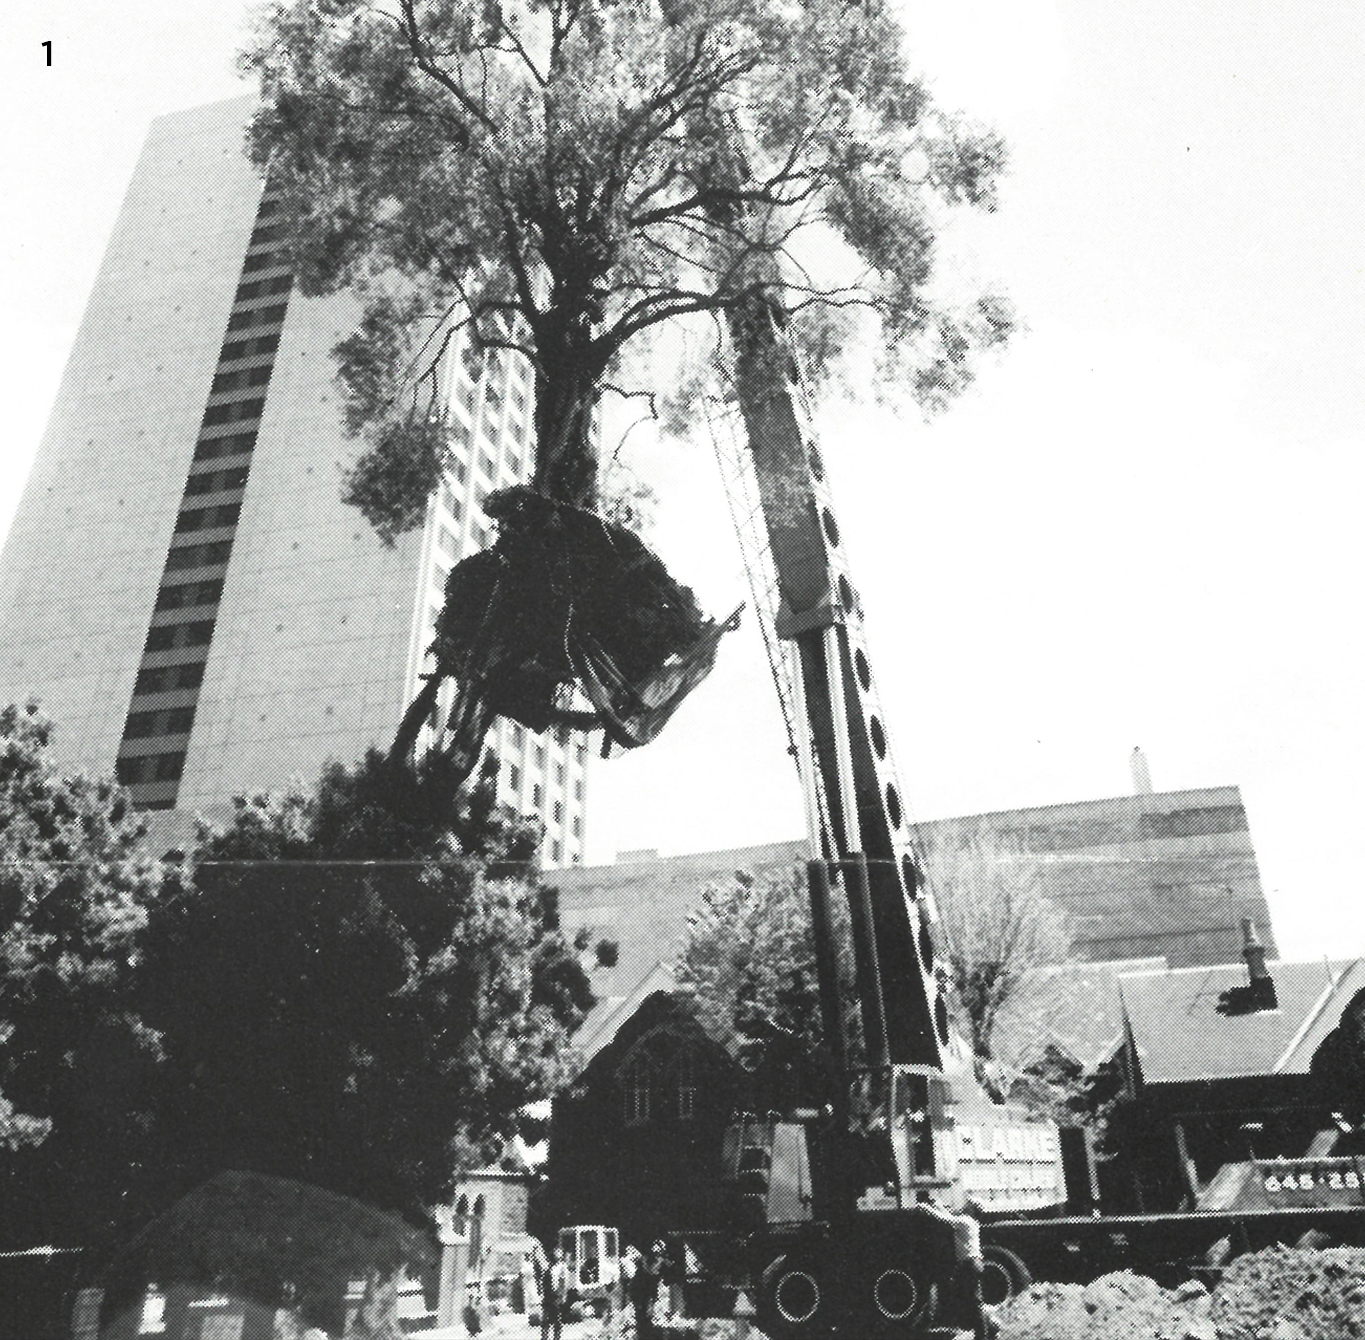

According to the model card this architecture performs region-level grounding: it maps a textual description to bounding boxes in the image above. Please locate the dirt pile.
[1210,1245,1365,1339]
[995,1271,1213,1340]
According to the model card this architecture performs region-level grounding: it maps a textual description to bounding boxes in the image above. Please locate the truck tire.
[760,1256,838,1336]
[863,1268,937,1335]
[979,1247,1031,1307]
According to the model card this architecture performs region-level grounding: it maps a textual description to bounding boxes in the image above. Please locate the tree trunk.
[531,361,599,510]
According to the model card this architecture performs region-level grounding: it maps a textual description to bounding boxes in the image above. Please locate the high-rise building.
[0,96,588,865]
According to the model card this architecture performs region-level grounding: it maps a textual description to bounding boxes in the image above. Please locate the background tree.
[922,830,1075,1096]
[676,842,1077,1111]
[674,867,853,1110]
[0,703,164,1247]
[137,751,595,1221]
[240,0,1011,780]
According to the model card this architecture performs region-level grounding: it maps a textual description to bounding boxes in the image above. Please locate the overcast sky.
[3,2,1363,960]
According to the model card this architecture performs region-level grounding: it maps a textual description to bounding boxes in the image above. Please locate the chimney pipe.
[1242,918,1277,1010]
[1130,747,1153,796]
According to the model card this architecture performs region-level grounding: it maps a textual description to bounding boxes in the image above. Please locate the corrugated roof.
[1119,958,1362,1084]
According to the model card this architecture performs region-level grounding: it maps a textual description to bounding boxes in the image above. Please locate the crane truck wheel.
[759,1256,837,1336]
[979,1246,1031,1307]
[861,1266,937,1334]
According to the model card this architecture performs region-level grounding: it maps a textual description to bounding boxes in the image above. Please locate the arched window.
[675,1053,697,1122]
[623,1055,651,1126]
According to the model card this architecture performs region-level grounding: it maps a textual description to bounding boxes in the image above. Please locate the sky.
[2,2,1363,960]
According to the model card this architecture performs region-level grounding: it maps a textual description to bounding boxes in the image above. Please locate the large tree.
[241,0,1010,780]
[137,751,595,1220]
[0,703,164,1246]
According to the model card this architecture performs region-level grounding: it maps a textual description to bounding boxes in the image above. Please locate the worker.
[628,1241,664,1340]
[540,1245,571,1340]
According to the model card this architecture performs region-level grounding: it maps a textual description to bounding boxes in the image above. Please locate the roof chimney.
[1130,746,1153,796]
[1241,918,1278,1010]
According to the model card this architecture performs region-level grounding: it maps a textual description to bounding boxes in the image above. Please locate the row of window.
[155,579,224,611]
[116,752,185,785]
[184,467,249,496]
[508,721,590,760]
[125,706,196,738]
[145,620,214,652]
[211,364,272,395]
[202,397,265,426]
[194,430,257,462]
[241,250,282,273]
[234,274,292,303]
[226,303,286,331]
[134,661,205,695]
[622,1055,697,1126]
[175,503,241,533]
[220,333,280,363]
[165,539,233,571]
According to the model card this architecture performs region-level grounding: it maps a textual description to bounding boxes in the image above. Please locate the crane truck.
[654,278,1065,1340]
[656,266,1365,1333]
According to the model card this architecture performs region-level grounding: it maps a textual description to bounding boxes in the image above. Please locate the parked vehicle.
[557,1225,623,1316]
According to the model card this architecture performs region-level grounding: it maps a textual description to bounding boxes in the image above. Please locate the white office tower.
[0,97,588,866]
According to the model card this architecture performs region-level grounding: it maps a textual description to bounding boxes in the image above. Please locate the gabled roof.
[573,961,678,1062]
[993,958,1164,1073]
[1119,958,1365,1085]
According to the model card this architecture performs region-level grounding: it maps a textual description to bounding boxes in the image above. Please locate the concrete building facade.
[551,783,1277,1015]
[0,97,587,864]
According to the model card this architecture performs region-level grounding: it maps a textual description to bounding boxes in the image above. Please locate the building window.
[154,752,186,781]
[511,724,525,747]
[574,779,584,801]
[438,525,458,557]
[555,762,565,785]
[165,707,195,734]
[572,816,581,837]
[125,712,157,738]
[553,801,563,824]
[623,1057,651,1127]
[134,668,166,695]
[532,783,542,808]
[551,839,562,862]
[145,626,175,652]
[675,1055,697,1121]
[508,764,521,791]
[535,744,546,768]
[115,757,144,785]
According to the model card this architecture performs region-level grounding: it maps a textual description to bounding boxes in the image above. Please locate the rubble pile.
[995,1271,1213,1340]
[1210,1245,1365,1340]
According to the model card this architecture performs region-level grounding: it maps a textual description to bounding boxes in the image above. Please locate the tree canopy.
[674,866,851,1110]
[0,703,164,1245]
[138,752,595,1219]
[0,717,592,1248]
[241,0,1011,783]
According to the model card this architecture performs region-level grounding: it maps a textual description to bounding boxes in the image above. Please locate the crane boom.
[724,292,949,1073]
